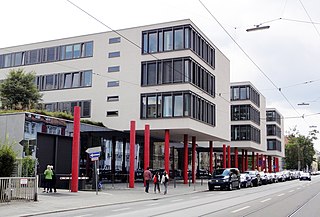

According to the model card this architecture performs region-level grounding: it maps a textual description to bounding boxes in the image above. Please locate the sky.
[1,0,320,150]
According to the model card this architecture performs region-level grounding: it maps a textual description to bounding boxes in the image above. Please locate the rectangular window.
[184,28,190,49]
[82,101,91,117]
[164,30,173,51]
[148,32,157,53]
[108,51,120,58]
[157,95,162,117]
[141,96,147,118]
[173,94,183,117]
[72,72,80,87]
[82,70,92,86]
[63,73,72,88]
[158,32,163,52]
[147,63,157,85]
[108,66,120,72]
[106,111,119,117]
[47,47,56,62]
[173,60,183,82]
[65,45,73,59]
[163,95,172,117]
[73,44,81,58]
[142,63,147,85]
[147,96,157,118]
[174,29,183,50]
[60,46,65,60]
[107,96,119,102]
[29,50,39,64]
[45,75,54,90]
[107,81,119,87]
[163,61,172,83]
[184,93,191,116]
[143,33,148,53]
[14,52,23,66]
[85,41,93,57]
[109,37,121,44]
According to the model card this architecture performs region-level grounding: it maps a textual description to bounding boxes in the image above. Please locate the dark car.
[240,173,253,188]
[208,168,241,191]
[244,170,261,187]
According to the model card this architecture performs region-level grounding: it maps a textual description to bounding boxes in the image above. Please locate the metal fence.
[0,177,36,203]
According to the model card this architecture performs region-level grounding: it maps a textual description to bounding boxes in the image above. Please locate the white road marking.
[297,187,301,190]
[73,215,93,217]
[278,193,285,196]
[219,192,227,194]
[231,206,250,213]
[112,208,131,212]
[261,198,271,203]
[100,192,113,196]
[191,196,200,199]
[289,190,294,193]
[145,203,160,206]
[171,199,183,202]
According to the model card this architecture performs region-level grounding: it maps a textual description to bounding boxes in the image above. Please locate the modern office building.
[0,19,230,183]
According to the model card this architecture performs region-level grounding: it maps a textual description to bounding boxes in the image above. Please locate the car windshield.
[213,169,229,177]
[245,171,255,175]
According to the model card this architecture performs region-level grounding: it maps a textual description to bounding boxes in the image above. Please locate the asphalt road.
[40,176,320,217]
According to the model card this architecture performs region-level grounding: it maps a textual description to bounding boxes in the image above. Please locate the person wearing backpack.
[161,171,169,195]
[153,171,161,193]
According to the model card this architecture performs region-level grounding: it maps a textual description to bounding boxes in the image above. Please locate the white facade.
[0,19,230,144]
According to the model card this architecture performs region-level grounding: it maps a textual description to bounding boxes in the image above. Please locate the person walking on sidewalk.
[153,171,161,193]
[161,171,169,195]
[43,165,53,193]
[50,165,57,193]
[143,167,152,193]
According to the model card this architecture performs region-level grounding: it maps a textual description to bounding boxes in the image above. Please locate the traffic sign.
[91,157,99,161]
[86,146,101,154]
[89,152,100,158]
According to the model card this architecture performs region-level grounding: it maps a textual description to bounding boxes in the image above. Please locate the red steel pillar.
[209,141,213,174]
[276,157,279,172]
[144,124,150,186]
[234,147,238,169]
[164,130,170,174]
[183,134,188,184]
[227,145,231,168]
[129,121,136,188]
[245,150,248,171]
[252,152,255,170]
[256,153,259,171]
[241,149,245,172]
[192,136,196,183]
[268,156,272,173]
[261,154,265,172]
[71,106,80,192]
[223,144,227,168]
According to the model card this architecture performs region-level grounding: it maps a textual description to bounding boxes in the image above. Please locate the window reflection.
[174,95,183,117]
[174,29,183,50]
[148,33,157,53]
[163,95,172,117]
[164,30,173,51]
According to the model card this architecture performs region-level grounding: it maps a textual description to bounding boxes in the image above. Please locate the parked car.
[240,173,253,188]
[244,170,261,187]
[259,172,268,185]
[299,172,311,181]
[275,172,286,182]
[208,168,241,191]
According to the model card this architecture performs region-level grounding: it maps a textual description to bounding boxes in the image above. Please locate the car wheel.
[229,183,233,191]
[237,182,241,189]
[209,185,214,191]
[250,182,253,187]
[245,182,248,188]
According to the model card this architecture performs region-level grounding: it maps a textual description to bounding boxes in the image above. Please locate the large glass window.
[72,72,80,87]
[45,75,54,90]
[174,29,183,50]
[173,60,183,82]
[29,50,39,64]
[147,63,157,85]
[64,73,72,88]
[148,33,157,53]
[82,70,92,87]
[163,95,172,117]
[173,94,183,117]
[164,30,173,51]
[65,45,73,59]
[143,33,148,53]
[163,61,172,83]
[147,96,157,118]
[84,41,93,57]
[73,44,81,58]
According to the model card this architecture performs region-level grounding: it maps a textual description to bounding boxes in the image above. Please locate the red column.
[183,134,188,184]
[223,144,226,168]
[129,121,136,188]
[268,156,272,173]
[71,106,80,192]
[234,147,238,169]
[144,124,150,186]
[241,149,245,172]
[144,124,150,170]
[261,154,264,172]
[209,141,213,174]
[164,130,170,174]
[192,136,196,183]
[227,146,231,168]
[245,150,248,171]
[256,153,259,171]
[252,152,255,170]
[276,157,279,172]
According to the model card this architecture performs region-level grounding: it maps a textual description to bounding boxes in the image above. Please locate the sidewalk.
[0,180,209,217]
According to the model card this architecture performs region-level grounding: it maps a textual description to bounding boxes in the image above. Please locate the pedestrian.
[161,171,169,195]
[51,165,57,193]
[153,171,161,193]
[43,165,53,193]
[143,167,152,193]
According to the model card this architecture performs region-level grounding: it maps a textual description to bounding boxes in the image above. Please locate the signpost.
[86,147,101,195]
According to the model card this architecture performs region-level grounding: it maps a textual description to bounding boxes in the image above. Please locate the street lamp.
[246,25,270,32]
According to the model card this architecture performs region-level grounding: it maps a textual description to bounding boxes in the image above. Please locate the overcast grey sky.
[1,0,320,150]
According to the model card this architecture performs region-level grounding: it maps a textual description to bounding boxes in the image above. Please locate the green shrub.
[0,141,16,177]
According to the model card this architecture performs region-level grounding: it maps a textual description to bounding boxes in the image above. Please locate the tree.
[285,131,316,171]
[0,140,16,177]
[0,69,42,110]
